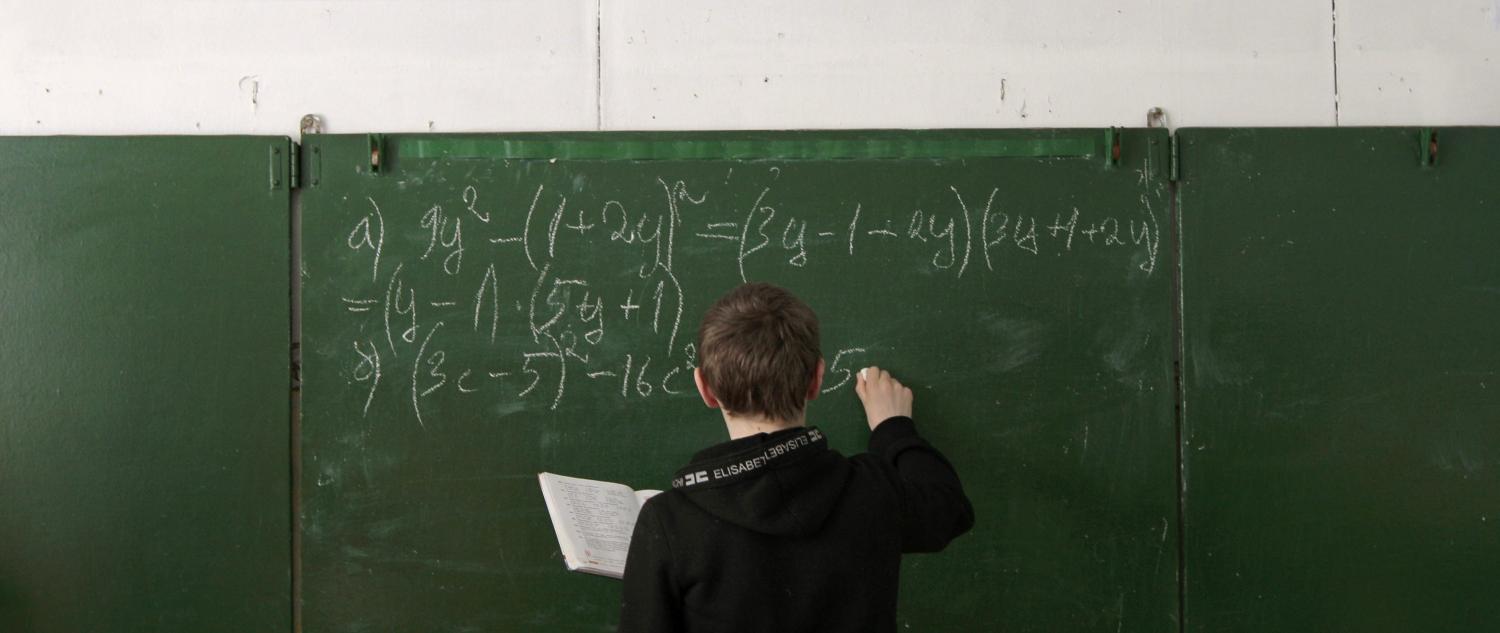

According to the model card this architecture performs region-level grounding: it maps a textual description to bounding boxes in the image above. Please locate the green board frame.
[299,129,1179,632]
[0,137,293,632]
[1177,128,1500,631]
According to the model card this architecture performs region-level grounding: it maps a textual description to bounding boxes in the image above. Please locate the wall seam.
[595,0,604,131]
[1331,0,1341,125]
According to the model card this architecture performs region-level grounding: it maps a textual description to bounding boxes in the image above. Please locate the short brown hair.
[697,283,821,421]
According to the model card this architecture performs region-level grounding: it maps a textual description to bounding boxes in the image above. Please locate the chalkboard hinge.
[288,140,301,189]
[1168,133,1181,182]
[1104,127,1122,169]
[367,133,385,175]
[301,141,323,188]
[268,141,294,191]
[1419,128,1439,168]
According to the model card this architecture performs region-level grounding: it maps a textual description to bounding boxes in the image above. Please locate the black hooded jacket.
[618,417,974,633]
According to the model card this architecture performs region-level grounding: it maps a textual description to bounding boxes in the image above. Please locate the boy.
[619,282,974,633]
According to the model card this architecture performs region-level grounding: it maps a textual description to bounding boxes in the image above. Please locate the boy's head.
[695,283,823,422]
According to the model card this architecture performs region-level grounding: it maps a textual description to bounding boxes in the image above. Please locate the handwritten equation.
[333,167,1161,424]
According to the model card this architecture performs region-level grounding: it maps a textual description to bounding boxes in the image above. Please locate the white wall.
[2,0,1497,136]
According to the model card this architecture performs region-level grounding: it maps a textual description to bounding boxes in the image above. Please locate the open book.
[537,472,662,579]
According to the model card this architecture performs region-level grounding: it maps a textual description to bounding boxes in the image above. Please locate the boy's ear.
[693,367,721,409]
[805,358,826,401]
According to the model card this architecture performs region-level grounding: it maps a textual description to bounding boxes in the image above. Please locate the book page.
[537,473,643,578]
[634,489,662,508]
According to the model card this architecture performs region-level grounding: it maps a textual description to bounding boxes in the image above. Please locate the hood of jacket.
[669,426,852,537]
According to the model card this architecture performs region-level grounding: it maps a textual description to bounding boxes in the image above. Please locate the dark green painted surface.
[301,130,1177,632]
[1178,128,1500,631]
[0,137,292,632]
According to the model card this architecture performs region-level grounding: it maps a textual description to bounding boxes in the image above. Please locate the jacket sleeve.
[868,416,976,553]
[618,499,682,633]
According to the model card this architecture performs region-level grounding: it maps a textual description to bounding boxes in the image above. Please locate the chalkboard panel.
[0,137,292,632]
[300,130,1177,631]
[1178,128,1500,631]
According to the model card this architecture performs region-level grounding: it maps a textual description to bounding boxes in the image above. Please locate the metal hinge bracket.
[1168,132,1181,182]
[1419,128,1439,168]
[268,140,297,190]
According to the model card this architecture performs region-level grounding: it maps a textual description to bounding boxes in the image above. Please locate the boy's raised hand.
[854,366,913,430]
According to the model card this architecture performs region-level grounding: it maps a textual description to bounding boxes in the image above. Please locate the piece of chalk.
[860,368,868,380]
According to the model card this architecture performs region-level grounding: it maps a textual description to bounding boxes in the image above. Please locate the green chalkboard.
[300,130,1178,632]
[1178,128,1500,631]
[0,137,292,631]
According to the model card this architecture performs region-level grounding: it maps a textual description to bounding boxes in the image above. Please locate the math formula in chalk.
[332,167,1159,425]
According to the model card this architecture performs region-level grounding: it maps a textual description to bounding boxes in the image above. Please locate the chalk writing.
[334,166,1160,426]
